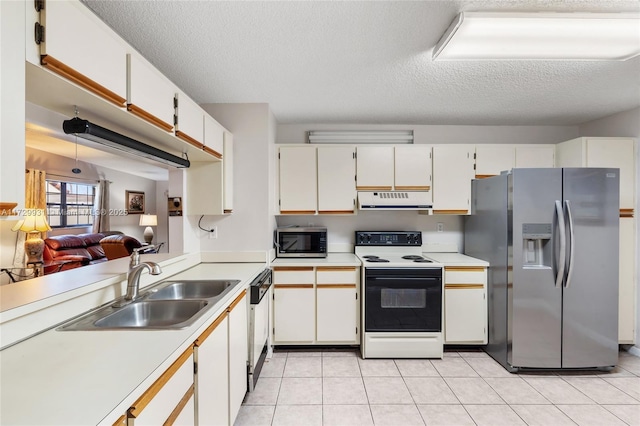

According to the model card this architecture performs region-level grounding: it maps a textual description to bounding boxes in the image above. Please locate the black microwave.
[275,227,327,258]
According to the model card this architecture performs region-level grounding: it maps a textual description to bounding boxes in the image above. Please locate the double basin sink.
[59,279,241,331]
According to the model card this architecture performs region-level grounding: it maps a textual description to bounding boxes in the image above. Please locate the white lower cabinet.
[195,313,229,426]
[228,291,248,425]
[273,266,359,345]
[619,217,636,343]
[127,347,195,425]
[443,266,487,344]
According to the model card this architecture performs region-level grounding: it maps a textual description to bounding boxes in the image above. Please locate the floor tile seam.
[600,377,640,403]
[483,376,553,405]
[553,403,630,426]
[599,403,640,426]
[557,375,613,404]
[444,375,511,405]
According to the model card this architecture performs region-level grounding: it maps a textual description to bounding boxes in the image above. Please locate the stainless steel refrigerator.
[465,168,619,371]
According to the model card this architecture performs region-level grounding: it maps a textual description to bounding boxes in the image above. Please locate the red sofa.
[43,233,109,272]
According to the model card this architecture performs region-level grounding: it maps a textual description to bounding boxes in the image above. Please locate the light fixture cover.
[12,209,52,233]
[63,117,190,168]
[308,130,414,144]
[139,214,158,227]
[432,12,640,61]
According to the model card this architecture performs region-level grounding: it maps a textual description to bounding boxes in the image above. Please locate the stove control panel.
[355,231,422,246]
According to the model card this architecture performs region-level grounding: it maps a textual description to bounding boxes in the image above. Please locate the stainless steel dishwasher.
[248,268,272,391]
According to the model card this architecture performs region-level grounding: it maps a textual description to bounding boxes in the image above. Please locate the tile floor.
[235,348,640,426]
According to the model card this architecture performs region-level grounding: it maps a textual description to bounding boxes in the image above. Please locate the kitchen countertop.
[271,253,361,267]
[0,262,266,426]
[424,252,489,267]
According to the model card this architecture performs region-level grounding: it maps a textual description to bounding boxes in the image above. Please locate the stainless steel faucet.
[129,245,155,268]
[114,261,162,307]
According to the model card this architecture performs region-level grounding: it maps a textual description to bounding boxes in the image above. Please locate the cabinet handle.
[444,266,485,272]
[317,267,357,271]
[433,210,468,215]
[318,210,355,214]
[316,284,356,288]
[127,104,174,132]
[620,208,634,218]
[194,311,228,346]
[356,186,393,191]
[227,289,246,311]
[394,186,431,191]
[274,284,314,289]
[474,174,496,179]
[279,210,317,214]
[445,284,484,289]
[164,384,194,425]
[273,267,314,271]
[41,55,126,107]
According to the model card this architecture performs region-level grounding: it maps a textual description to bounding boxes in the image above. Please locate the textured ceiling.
[82,1,640,125]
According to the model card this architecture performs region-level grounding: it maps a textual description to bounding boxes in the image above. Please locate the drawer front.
[444,267,486,285]
[316,267,358,285]
[273,267,315,285]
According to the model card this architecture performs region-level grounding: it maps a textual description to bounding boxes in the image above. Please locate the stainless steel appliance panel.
[511,168,563,368]
[561,168,619,368]
[465,175,510,367]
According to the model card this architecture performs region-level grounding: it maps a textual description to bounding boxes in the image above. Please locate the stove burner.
[402,255,424,260]
[363,255,380,259]
[366,258,390,263]
[413,258,433,263]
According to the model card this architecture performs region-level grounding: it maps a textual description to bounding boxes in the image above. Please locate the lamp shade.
[139,214,157,227]
[12,209,52,233]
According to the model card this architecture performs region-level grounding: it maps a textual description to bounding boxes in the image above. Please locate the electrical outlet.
[208,226,218,239]
[437,222,444,233]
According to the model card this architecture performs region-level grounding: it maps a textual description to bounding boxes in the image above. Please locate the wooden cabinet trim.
[164,384,194,426]
[176,130,203,149]
[128,346,193,417]
[41,55,126,106]
[279,210,317,215]
[227,290,247,312]
[394,185,431,191]
[620,208,634,218]
[202,145,222,159]
[318,210,355,214]
[445,284,485,289]
[194,311,228,346]
[274,284,314,289]
[433,209,469,215]
[273,267,314,272]
[0,202,17,216]
[317,267,357,272]
[316,284,357,289]
[445,266,486,272]
[112,414,127,426]
[474,174,496,179]
[356,186,393,191]
[127,103,173,132]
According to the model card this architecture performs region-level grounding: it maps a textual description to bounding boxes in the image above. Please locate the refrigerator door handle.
[554,200,566,288]
[564,200,575,288]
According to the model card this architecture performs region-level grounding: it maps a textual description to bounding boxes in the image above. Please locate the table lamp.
[12,209,52,264]
[139,214,157,244]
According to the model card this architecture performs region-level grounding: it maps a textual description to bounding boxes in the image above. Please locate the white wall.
[277,123,579,144]
[24,147,162,243]
[193,103,276,253]
[579,107,640,349]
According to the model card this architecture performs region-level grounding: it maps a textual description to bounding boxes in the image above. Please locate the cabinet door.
[129,348,194,425]
[316,267,359,342]
[432,145,475,214]
[394,145,432,192]
[475,145,515,178]
[445,287,486,344]
[223,132,234,213]
[586,138,636,210]
[175,92,204,146]
[279,146,317,214]
[195,313,229,426]
[317,146,356,214]
[273,285,315,343]
[356,146,394,190]
[185,162,222,215]
[228,291,248,425]
[515,145,555,168]
[203,114,224,159]
[40,0,127,106]
[619,217,636,343]
[127,53,175,132]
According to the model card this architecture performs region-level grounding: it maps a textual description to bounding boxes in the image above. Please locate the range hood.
[62,117,190,168]
[358,191,432,210]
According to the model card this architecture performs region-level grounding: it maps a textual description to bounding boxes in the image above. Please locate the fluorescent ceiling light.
[308,131,414,144]
[433,12,640,61]
[63,117,190,168]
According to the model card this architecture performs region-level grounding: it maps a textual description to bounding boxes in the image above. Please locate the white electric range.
[355,231,444,359]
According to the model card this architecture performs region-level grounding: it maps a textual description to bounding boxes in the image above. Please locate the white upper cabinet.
[432,145,475,214]
[126,53,175,132]
[394,145,432,191]
[317,146,356,214]
[515,144,555,168]
[174,91,204,147]
[475,145,515,178]
[223,132,234,213]
[356,146,394,190]
[39,0,127,106]
[279,146,317,214]
[203,114,224,159]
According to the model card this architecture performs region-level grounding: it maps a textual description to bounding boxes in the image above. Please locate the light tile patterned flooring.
[235,349,640,426]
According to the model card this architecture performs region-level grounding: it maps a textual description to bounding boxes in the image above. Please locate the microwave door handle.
[554,200,566,289]
[564,200,575,288]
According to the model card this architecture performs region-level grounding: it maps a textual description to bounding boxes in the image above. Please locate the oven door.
[364,267,442,332]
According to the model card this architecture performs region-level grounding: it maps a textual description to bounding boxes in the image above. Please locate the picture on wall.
[126,190,145,214]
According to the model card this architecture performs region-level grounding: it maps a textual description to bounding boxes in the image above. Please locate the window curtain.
[92,179,110,233]
[13,169,47,267]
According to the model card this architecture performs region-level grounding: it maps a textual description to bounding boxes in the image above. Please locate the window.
[46,180,96,228]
